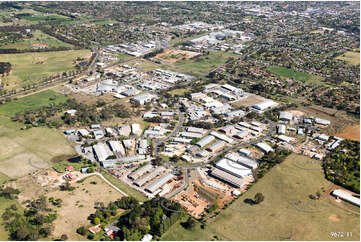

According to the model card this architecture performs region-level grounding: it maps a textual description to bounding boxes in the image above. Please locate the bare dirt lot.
[336,124,360,141]
[155,49,201,64]
[232,93,267,107]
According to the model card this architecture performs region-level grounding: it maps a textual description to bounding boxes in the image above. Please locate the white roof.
[256,142,274,153]
[179,132,203,138]
[108,140,124,153]
[317,134,330,141]
[210,131,234,144]
[277,135,294,143]
[252,100,278,111]
[77,129,89,136]
[315,118,331,125]
[279,111,293,121]
[211,168,244,187]
[145,173,174,193]
[332,189,360,206]
[186,126,205,134]
[225,152,258,169]
[93,143,112,162]
[215,158,252,178]
[196,135,215,147]
[238,148,251,157]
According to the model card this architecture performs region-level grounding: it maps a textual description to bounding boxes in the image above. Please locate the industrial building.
[225,153,258,169]
[255,142,274,153]
[179,132,203,139]
[210,131,234,144]
[277,124,286,135]
[196,135,215,148]
[279,111,293,121]
[93,143,112,162]
[210,168,244,187]
[144,173,175,193]
[128,163,153,180]
[277,135,294,143]
[315,118,331,126]
[238,148,251,157]
[134,166,166,187]
[332,189,360,207]
[131,93,156,105]
[107,140,125,155]
[118,125,131,137]
[186,127,206,134]
[252,100,278,112]
[206,140,226,153]
[120,155,146,163]
[131,123,142,136]
[215,158,252,178]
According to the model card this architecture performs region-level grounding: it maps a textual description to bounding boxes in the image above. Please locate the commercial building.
[131,93,156,105]
[210,168,244,187]
[210,131,234,144]
[144,173,175,193]
[255,142,274,153]
[93,143,112,162]
[215,158,252,178]
[206,140,226,153]
[279,111,293,121]
[252,100,278,112]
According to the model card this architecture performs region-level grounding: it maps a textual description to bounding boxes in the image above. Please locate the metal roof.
[211,168,244,187]
[144,172,174,193]
[134,166,165,187]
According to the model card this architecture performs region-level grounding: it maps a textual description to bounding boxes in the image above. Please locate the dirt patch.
[335,124,360,141]
[155,49,201,64]
[232,93,267,107]
[328,214,340,222]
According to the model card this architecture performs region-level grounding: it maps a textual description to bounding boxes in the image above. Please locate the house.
[65,172,74,180]
[66,166,73,172]
[89,225,101,234]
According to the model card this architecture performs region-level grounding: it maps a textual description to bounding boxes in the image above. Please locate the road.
[93,172,128,197]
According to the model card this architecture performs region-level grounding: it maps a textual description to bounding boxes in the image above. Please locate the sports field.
[336,51,360,66]
[0,49,91,90]
[0,89,68,117]
[0,30,73,50]
[267,66,325,85]
[0,90,75,178]
[161,154,360,241]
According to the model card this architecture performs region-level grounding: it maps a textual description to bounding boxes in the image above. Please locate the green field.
[336,51,360,66]
[116,53,134,62]
[100,170,147,202]
[0,90,68,117]
[0,49,90,90]
[267,66,325,85]
[168,88,190,97]
[161,154,360,241]
[0,30,73,50]
[21,14,69,22]
[0,90,75,178]
[160,51,238,77]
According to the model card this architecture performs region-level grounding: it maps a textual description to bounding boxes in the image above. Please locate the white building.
[255,142,274,153]
[131,93,156,105]
[252,100,278,112]
[131,123,142,136]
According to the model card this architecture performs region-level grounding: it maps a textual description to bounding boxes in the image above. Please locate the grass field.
[0,90,75,178]
[100,170,147,202]
[168,88,190,97]
[267,66,325,85]
[0,49,91,90]
[159,51,238,77]
[161,154,360,241]
[0,90,68,117]
[336,51,360,66]
[0,30,73,50]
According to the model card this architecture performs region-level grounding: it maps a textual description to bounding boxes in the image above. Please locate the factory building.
[144,173,175,193]
[206,140,226,153]
[134,166,166,187]
[210,168,245,188]
[128,163,153,180]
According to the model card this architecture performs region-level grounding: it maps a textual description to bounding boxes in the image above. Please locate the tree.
[254,193,264,204]
[94,217,100,225]
[60,234,68,241]
[76,226,87,236]
[183,217,196,230]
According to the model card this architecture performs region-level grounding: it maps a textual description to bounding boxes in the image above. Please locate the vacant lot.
[336,51,360,66]
[47,175,123,240]
[159,51,239,77]
[0,49,90,90]
[0,89,68,117]
[232,93,267,107]
[162,154,360,241]
[0,91,75,177]
[267,66,325,85]
[155,49,200,63]
[336,124,360,141]
[0,30,73,50]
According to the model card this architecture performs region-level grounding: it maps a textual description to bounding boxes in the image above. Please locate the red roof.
[66,166,74,171]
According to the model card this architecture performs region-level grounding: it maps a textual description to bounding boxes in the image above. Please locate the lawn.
[21,14,69,22]
[160,51,238,77]
[116,53,134,62]
[0,49,91,90]
[0,30,73,50]
[0,89,68,117]
[100,169,147,202]
[336,51,360,66]
[161,153,360,241]
[168,88,190,97]
[267,66,325,85]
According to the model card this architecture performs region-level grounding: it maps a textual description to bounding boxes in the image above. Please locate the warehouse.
[215,158,252,178]
[118,125,131,137]
[279,111,293,121]
[107,140,125,155]
[315,118,331,126]
[225,110,246,119]
[186,126,206,134]
[93,129,104,139]
[225,153,258,169]
[131,123,143,136]
[131,93,156,105]
[93,143,112,162]
[196,135,215,148]
[255,142,274,153]
[173,137,192,144]
[277,124,286,134]
[277,135,294,143]
[179,132,203,139]
[134,166,166,187]
[144,173,175,193]
[332,189,360,207]
[238,148,251,157]
[206,140,226,153]
[120,155,146,163]
[210,168,244,187]
[317,134,330,142]
[210,131,234,144]
[252,100,278,112]
[78,129,90,137]
[128,163,153,180]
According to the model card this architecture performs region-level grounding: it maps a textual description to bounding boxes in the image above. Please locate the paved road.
[154,107,184,157]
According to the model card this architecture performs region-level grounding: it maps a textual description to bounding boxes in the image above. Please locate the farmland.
[0,49,91,90]
[336,51,360,66]
[161,154,360,241]
[267,66,325,85]
[0,89,68,117]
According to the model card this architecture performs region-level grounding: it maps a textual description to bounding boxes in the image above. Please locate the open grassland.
[0,49,90,90]
[159,51,239,77]
[267,66,325,85]
[336,51,360,66]
[0,30,73,50]
[48,175,124,240]
[0,90,75,178]
[162,154,360,241]
[0,89,68,117]
[168,88,190,97]
[0,197,23,240]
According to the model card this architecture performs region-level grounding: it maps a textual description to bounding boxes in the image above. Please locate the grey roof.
[128,163,153,180]
[196,135,215,148]
[134,166,165,187]
[211,168,244,187]
[144,172,174,193]
[279,111,293,121]
[206,140,226,152]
